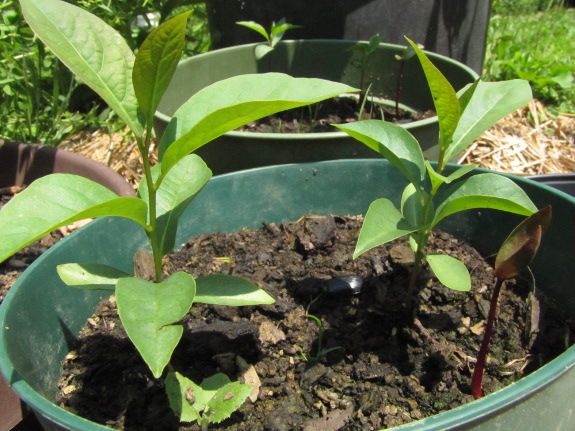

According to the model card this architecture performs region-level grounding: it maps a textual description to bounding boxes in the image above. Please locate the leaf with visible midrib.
[20,0,142,134]
[133,11,191,124]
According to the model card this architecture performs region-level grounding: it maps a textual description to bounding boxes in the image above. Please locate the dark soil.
[237,97,435,134]
[57,215,572,430]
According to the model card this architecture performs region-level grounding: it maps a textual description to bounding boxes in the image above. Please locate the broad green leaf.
[406,37,460,154]
[236,21,270,41]
[195,274,275,306]
[401,183,426,228]
[20,0,141,134]
[133,11,191,123]
[166,371,201,422]
[0,174,147,263]
[116,271,196,378]
[495,205,551,281]
[57,263,130,290]
[166,372,252,425]
[354,198,416,259]
[457,79,480,113]
[336,120,425,186]
[445,164,477,183]
[433,173,537,226]
[426,254,471,291]
[139,155,212,255]
[158,73,357,178]
[444,80,532,162]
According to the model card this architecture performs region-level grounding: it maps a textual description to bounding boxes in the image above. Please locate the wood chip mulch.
[61,99,574,184]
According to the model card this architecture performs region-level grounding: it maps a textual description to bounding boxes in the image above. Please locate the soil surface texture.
[57,215,572,430]
[237,97,434,134]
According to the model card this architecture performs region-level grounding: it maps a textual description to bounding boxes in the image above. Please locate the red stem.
[471,277,504,399]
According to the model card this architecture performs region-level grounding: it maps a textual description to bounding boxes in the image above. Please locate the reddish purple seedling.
[471,205,552,399]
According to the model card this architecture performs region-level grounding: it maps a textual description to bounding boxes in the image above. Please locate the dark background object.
[205,0,491,73]
[526,174,575,198]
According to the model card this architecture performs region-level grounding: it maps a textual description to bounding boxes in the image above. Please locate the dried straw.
[458,100,575,175]
[63,99,574,184]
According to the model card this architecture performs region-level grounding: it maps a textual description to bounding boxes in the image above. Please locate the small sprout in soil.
[336,37,540,313]
[299,314,343,365]
[349,34,382,108]
[2,0,357,423]
[166,371,253,427]
[471,206,552,399]
[236,17,300,60]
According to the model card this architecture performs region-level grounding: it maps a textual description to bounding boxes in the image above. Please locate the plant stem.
[471,277,504,399]
[138,129,163,283]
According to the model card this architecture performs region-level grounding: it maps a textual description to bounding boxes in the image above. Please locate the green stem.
[405,182,441,313]
[139,126,163,283]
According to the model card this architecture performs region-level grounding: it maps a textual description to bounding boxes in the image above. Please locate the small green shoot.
[236,17,300,60]
[299,314,342,365]
[336,37,539,312]
[2,0,357,422]
[166,371,253,427]
[349,34,381,107]
[471,205,552,399]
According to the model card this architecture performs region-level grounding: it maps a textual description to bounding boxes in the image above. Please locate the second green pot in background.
[154,40,478,175]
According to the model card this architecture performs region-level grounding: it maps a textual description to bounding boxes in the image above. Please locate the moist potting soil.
[58,215,572,430]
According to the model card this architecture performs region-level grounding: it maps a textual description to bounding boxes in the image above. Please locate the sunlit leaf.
[116,272,196,378]
[20,0,142,133]
[195,274,274,306]
[433,173,537,226]
[336,120,426,186]
[0,174,147,263]
[57,263,130,290]
[426,254,471,291]
[354,198,416,259]
[133,11,191,123]
[158,73,357,178]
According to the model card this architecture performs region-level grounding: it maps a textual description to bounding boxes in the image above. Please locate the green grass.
[0,0,210,147]
[484,1,575,113]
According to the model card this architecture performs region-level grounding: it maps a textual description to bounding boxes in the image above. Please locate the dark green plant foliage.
[485,0,575,113]
[0,0,210,146]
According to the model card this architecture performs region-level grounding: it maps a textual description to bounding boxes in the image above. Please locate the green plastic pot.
[154,40,478,174]
[205,0,491,74]
[1,160,574,430]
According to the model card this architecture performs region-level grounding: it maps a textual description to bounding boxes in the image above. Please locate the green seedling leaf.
[425,163,478,190]
[0,174,147,263]
[457,79,481,113]
[433,173,537,227]
[444,80,533,162]
[401,183,427,228]
[236,21,270,41]
[116,271,196,378]
[405,37,460,155]
[166,371,252,425]
[495,205,551,281]
[57,263,130,290]
[20,0,142,134]
[335,120,425,186]
[269,19,300,47]
[195,274,275,306]
[133,11,192,124]
[139,154,212,255]
[158,73,357,177]
[426,254,471,291]
[354,198,417,259]
[255,44,274,60]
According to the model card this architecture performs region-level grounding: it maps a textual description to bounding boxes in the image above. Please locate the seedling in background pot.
[299,314,343,365]
[471,206,552,399]
[0,0,356,424]
[336,37,540,312]
[236,17,300,60]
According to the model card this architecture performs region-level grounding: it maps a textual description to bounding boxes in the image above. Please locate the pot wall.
[154,41,478,174]
[1,160,575,430]
[205,0,490,74]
